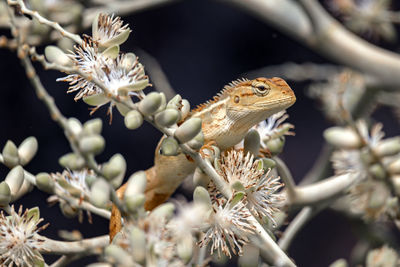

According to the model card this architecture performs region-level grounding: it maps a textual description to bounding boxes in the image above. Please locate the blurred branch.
[220,0,400,88]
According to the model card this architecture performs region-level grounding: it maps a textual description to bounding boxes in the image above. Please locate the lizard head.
[226,77,296,120]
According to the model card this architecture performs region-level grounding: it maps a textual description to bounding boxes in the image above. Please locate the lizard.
[109,77,296,240]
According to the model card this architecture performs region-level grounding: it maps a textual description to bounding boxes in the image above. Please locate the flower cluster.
[0,206,48,267]
[57,13,149,119]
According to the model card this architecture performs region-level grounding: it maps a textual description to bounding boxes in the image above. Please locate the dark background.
[0,0,399,266]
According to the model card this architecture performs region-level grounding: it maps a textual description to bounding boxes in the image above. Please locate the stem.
[274,157,296,202]
[39,235,109,255]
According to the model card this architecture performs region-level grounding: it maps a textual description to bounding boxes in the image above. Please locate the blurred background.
[0,0,399,266]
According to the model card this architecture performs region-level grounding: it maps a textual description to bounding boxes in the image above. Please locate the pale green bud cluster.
[2,137,38,168]
[124,171,147,213]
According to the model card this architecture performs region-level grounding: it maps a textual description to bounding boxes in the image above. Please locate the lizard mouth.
[254,95,296,109]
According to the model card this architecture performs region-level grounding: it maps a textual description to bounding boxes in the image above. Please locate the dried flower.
[199,196,255,258]
[0,206,48,266]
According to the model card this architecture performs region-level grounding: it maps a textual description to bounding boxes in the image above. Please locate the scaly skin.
[109,77,296,240]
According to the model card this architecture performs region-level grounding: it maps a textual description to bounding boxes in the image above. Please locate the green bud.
[59,153,85,170]
[181,99,190,120]
[244,129,261,156]
[44,45,72,66]
[374,137,400,157]
[0,181,11,206]
[125,171,147,197]
[265,137,285,155]
[125,194,146,213]
[174,118,202,143]
[5,166,24,197]
[36,173,55,193]
[67,118,83,136]
[150,203,175,221]
[167,94,182,110]
[177,235,193,264]
[139,92,162,116]
[83,119,103,136]
[102,154,126,188]
[258,158,276,172]
[160,137,179,156]
[124,110,143,130]
[323,127,362,149]
[155,109,180,127]
[17,137,38,166]
[187,131,204,150]
[156,93,167,113]
[83,93,109,107]
[104,244,134,266]
[129,226,146,264]
[2,140,19,168]
[59,202,78,218]
[193,186,212,209]
[193,167,210,188]
[79,135,105,155]
[90,179,110,208]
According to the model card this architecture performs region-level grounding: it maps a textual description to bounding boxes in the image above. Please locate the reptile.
[109,77,296,240]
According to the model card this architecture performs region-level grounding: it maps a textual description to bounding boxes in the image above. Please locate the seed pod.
[160,137,179,156]
[83,119,103,136]
[323,127,362,149]
[17,136,38,166]
[0,181,11,206]
[244,129,260,156]
[193,186,212,209]
[5,166,24,197]
[79,135,105,155]
[174,118,202,143]
[102,154,127,187]
[59,153,85,170]
[124,110,143,130]
[139,92,162,116]
[44,45,72,66]
[90,179,110,208]
[36,172,55,193]
[129,226,146,264]
[374,137,400,157]
[2,140,19,168]
[155,109,180,127]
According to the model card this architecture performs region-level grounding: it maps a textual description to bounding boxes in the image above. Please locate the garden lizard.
[109,77,296,239]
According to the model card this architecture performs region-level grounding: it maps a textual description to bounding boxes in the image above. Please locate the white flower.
[199,197,255,258]
[0,206,48,267]
[253,110,294,148]
[92,13,131,49]
[214,150,284,225]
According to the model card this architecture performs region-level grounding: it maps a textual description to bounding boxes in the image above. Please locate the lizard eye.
[253,84,270,96]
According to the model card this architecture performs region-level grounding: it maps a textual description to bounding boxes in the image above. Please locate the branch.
[39,235,109,255]
[220,0,400,87]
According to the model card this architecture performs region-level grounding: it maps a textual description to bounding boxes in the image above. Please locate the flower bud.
[391,175,400,196]
[265,137,285,155]
[129,226,146,264]
[59,153,85,170]
[244,129,260,156]
[90,179,110,208]
[17,137,38,166]
[177,235,193,263]
[181,99,190,120]
[44,45,72,66]
[388,158,400,174]
[160,137,179,156]
[149,203,175,221]
[258,158,276,172]
[125,194,146,212]
[373,137,400,158]
[36,172,55,193]
[79,135,105,155]
[193,186,212,209]
[139,92,162,116]
[124,171,147,197]
[100,29,131,49]
[67,118,83,136]
[187,131,204,150]
[83,93,109,107]
[124,110,143,130]
[174,118,202,143]
[156,92,167,113]
[167,94,182,110]
[193,167,210,188]
[0,181,11,206]
[83,119,103,136]
[2,140,19,168]
[104,244,134,266]
[102,154,126,188]
[155,109,180,127]
[323,127,362,149]
[101,45,119,59]
[5,166,24,197]
[59,202,78,218]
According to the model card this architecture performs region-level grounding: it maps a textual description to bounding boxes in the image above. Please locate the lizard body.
[109,77,296,239]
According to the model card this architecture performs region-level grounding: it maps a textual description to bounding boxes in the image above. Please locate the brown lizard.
[109,77,296,240]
